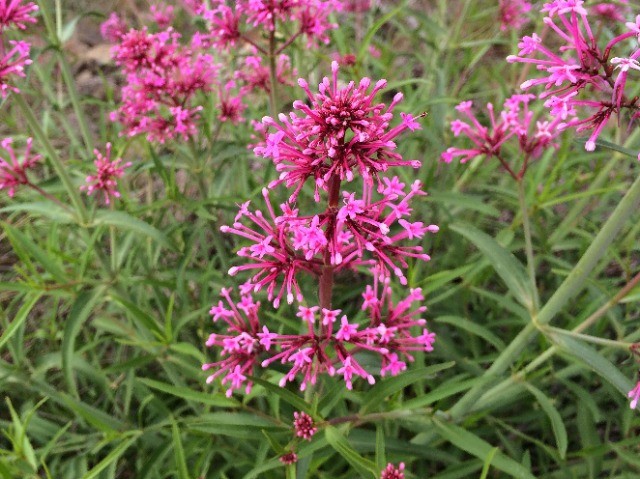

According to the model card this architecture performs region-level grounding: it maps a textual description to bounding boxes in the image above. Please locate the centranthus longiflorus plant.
[1,1,640,478]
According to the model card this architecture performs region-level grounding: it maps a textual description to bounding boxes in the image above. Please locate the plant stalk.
[517,178,540,311]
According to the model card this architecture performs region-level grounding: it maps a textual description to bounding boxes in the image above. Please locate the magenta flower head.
[81,143,131,205]
[199,0,341,50]
[0,0,38,32]
[0,137,40,197]
[254,61,421,202]
[380,462,405,479]
[110,28,220,143]
[506,1,640,152]
[205,64,437,396]
[100,13,127,42]
[498,0,531,32]
[293,411,317,440]
[442,94,575,179]
[0,40,32,99]
[279,451,298,465]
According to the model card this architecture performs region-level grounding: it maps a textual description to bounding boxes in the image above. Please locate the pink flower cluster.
[255,61,422,202]
[204,63,436,395]
[380,462,405,479]
[108,27,220,143]
[80,143,131,205]
[507,0,640,153]
[442,94,571,179]
[498,0,531,32]
[0,137,40,197]
[0,0,37,98]
[196,0,343,50]
[203,278,435,395]
[102,3,304,142]
[293,411,317,440]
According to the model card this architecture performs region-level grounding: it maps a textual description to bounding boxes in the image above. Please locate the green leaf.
[171,419,190,479]
[139,378,237,407]
[450,223,534,310]
[60,394,126,433]
[1,222,68,283]
[361,362,455,413]
[548,332,633,396]
[524,384,568,459]
[432,419,536,479]
[80,436,138,479]
[375,425,386,471]
[0,202,75,223]
[425,191,500,217]
[401,375,495,410]
[91,210,177,251]
[324,426,377,478]
[0,293,43,351]
[62,288,105,397]
[186,413,283,438]
[436,316,505,350]
[480,448,499,479]
[356,1,406,62]
[580,138,639,159]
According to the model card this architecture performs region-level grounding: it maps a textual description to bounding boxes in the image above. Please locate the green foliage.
[1,1,639,478]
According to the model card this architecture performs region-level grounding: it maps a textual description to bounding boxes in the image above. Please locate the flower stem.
[27,182,71,211]
[319,176,341,310]
[268,27,279,119]
[517,178,540,312]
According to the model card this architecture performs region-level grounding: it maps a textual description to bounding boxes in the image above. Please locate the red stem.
[318,175,341,310]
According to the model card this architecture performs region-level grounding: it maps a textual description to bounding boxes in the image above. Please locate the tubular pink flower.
[0,137,40,197]
[0,0,38,31]
[0,40,31,98]
[203,289,267,397]
[236,54,296,94]
[443,94,570,172]
[509,3,640,151]
[81,143,131,205]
